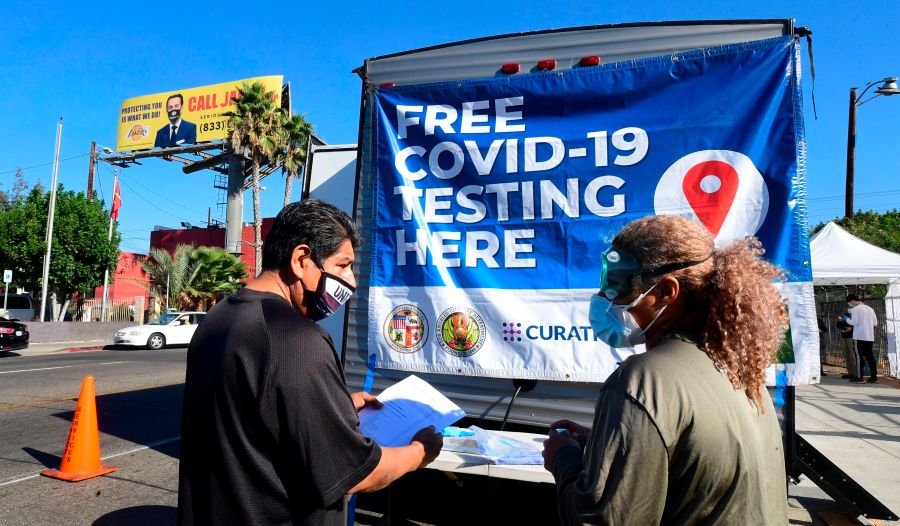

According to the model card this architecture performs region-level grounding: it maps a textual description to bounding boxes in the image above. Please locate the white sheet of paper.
[359,375,465,447]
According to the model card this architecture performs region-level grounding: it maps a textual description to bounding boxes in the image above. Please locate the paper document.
[359,375,465,447]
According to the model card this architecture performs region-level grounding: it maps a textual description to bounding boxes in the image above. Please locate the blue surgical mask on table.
[589,281,667,348]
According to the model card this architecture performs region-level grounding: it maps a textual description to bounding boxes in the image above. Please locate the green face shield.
[598,245,714,300]
[599,246,642,300]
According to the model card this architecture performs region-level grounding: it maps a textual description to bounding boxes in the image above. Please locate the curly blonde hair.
[613,215,788,409]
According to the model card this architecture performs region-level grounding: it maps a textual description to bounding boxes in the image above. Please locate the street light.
[845,76,899,218]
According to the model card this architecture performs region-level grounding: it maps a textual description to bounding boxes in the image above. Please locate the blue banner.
[367,37,817,383]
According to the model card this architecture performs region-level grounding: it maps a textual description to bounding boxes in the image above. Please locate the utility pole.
[845,88,857,219]
[40,118,63,322]
[844,77,899,218]
[87,141,96,203]
[100,167,118,322]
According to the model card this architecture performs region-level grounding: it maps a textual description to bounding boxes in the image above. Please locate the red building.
[149,219,274,278]
[95,219,273,306]
[93,252,151,303]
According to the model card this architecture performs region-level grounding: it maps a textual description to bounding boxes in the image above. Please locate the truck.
[328,19,815,430]
[302,19,897,523]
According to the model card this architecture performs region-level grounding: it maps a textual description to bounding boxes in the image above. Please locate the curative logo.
[521,324,597,342]
[501,322,523,342]
[437,307,486,357]
[654,150,769,244]
[383,305,428,354]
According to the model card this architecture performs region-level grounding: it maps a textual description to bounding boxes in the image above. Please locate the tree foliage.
[811,209,900,254]
[140,244,247,312]
[811,209,900,299]
[225,81,282,277]
[0,167,34,211]
[184,246,248,309]
[0,184,119,319]
[277,113,313,207]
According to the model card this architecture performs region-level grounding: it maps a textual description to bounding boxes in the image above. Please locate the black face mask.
[303,269,355,322]
[168,109,181,122]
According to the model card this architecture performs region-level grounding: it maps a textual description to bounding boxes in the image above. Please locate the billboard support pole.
[225,149,244,256]
[40,117,63,322]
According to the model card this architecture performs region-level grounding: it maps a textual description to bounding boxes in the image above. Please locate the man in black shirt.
[178,200,442,525]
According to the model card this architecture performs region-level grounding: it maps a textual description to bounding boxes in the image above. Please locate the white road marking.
[0,436,181,487]
[0,361,129,375]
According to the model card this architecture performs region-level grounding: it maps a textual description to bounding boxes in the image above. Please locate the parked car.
[2,293,36,322]
[0,315,29,353]
[114,311,206,350]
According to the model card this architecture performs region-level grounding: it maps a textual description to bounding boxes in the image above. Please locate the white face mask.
[589,281,668,348]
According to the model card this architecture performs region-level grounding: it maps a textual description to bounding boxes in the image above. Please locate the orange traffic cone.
[41,375,118,482]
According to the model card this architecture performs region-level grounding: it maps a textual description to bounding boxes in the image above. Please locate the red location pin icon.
[682,160,739,236]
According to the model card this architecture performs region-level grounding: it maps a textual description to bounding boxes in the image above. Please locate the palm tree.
[139,244,194,313]
[183,247,248,310]
[277,114,313,207]
[139,245,248,313]
[225,81,282,276]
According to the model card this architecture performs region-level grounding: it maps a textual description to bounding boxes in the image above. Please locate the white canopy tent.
[810,222,900,376]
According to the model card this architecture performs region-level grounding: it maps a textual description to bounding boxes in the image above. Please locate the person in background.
[543,215,788,525]
[836,310,858,379]
[817,316,829,376]
[843,294,879,383]
[154,93,197,148]
[178,200,442,525]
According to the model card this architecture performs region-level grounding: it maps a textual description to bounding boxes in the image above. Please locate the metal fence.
[72,298,138,323]
[819,297,895,375]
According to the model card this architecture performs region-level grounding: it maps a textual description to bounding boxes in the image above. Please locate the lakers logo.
[437,307,486,358]
[127,124,149,142]
[384,305,428,354]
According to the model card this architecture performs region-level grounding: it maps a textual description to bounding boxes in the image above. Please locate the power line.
[0,153,90,175]
[105,172,204,224]
[98,163,205,224]
[119,170,208,217]
[807,188,900,203]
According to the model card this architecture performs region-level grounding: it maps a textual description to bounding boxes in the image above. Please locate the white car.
[114,311,206,350]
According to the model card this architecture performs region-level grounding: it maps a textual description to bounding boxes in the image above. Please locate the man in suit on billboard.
[154,93,197,148]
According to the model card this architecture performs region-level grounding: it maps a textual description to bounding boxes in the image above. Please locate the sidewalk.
[793,371,900,524]
[10,340,112,357]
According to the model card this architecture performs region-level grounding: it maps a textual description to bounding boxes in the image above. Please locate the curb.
[52,346,107,354]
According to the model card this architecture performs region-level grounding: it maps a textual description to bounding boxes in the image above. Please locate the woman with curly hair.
[542,215,789,525]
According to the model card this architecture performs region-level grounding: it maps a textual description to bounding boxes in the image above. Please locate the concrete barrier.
[23,321,137,343]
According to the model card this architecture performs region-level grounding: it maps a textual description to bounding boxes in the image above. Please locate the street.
[0,343,868,525]
[0,345,186,524]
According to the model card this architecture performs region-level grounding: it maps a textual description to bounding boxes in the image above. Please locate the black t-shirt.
[178,288,381,526]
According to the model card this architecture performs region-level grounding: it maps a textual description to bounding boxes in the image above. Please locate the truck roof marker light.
[379,82,396,88]
[580,56,601,67]
[501,63,520,74]
[537,59,557,71]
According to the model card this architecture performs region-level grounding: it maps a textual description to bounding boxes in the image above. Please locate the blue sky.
[1,1,898,254]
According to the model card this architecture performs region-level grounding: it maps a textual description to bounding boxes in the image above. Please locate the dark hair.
[847,294,862,302]
[166,93,184,106]
[261,199,361,271]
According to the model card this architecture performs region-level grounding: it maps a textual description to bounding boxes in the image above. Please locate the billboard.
[367,36,819,385]
[115,75,283,152]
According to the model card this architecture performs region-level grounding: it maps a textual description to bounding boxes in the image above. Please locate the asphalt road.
[0,345,187,524]
[0,343,852,525]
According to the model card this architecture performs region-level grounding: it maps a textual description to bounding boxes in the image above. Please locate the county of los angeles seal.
[383,305,428,354]
[437,306,486,358]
